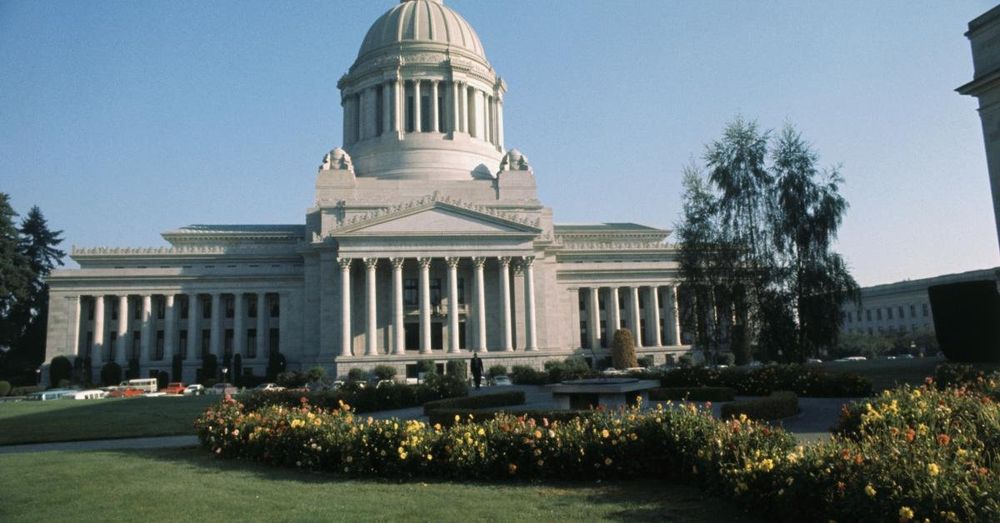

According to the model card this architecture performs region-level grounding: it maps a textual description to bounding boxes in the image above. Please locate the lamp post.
[35,367,41,386]
[222,367,229,384]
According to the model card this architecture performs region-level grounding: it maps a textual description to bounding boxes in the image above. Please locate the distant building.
[840,267,1000,337]
[958,5,1000,253]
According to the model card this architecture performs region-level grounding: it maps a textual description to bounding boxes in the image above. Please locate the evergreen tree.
[0,194,32,349]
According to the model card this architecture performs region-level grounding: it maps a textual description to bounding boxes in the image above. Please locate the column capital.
[445,256,461,268]
[418,257,433,269]
[471,256,486,268]
[522,255,535,268]
[338,257,353,270]
[364,257,379,270]
[497,256,511,267]
[390,257,406,269]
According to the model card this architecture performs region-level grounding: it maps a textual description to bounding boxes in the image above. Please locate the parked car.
[835,356,867,362]
[254,383,285,392]
[491,375,512,387]
[163,382,186,395]
[210,383,238,396]
[182,384,205,396]
[108,387,145,398]
[71,389,108,400]
[805,358,823,364]
[375,379,395,389]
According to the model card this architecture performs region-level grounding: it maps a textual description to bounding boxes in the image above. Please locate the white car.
[492,375,512,386]
[182,384,205,396]
[254,383,285,392]
[72,389,108,400]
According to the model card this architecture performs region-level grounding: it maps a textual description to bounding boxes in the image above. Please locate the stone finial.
[499,149,531,172]
[320,148,354,173]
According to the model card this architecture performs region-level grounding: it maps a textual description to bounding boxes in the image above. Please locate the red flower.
[936,433,951,446]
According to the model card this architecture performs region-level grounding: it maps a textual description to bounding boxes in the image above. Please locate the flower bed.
[719,391,798,421]
[239,375,467,414]
[426,408,594,428]
[197,380,1000,522]
[648,386,736,402]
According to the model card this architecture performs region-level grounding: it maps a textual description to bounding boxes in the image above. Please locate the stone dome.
[357,0,486,63]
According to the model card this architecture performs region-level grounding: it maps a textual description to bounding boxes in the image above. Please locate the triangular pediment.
[333,199,541,237]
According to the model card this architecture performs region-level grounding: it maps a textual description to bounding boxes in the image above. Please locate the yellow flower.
[426,454,433,461]
[604,457,613,466]
[758,459,774,472]
[477,428,486,436]
[899,507,914,520]
[865,484,876,497]
[601,429,610,439]
[927,463,940,476]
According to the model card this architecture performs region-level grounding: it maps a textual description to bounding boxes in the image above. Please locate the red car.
[108,387,145,398]
[163,382,186,395]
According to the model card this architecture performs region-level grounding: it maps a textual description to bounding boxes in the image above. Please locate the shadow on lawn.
[114,447,757,522]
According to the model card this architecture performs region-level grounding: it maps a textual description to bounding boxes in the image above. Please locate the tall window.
[156,297,165,320]
[430,279,442,306]
[179,330,188,359]
[180,296,189,320]
[876,309,882,321]
[201,329,211,358]
[225,296,234,319]
[887,308,893,320]
[910,304,916,318]
[110,300,118,321]
[922,303,929,317]
[268,328,279,356]
[375,87,384,136]
[458,278,466,305]
[406,92,415,132]
[578,292,587,311]
[247,329,257,359]
[202,297,212,319]
[248,295,257,318]
[897,306,904,318]
[404,278,418,306]
[133,298,142,320]
[131,331,141,360]
[155,331,165,360]
[580,321,589,348]
[269,295,280,318]
[224,329,233,358]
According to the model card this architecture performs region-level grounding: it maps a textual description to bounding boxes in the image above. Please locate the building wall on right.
[840,267,1000,337]
[958,5,1000,255]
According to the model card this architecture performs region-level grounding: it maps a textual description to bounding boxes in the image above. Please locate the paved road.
[0,386,858,454]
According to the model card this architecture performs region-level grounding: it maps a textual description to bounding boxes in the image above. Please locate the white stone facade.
[44,0,690,383]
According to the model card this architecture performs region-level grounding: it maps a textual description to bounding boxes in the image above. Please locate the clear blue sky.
[1,0,997,286]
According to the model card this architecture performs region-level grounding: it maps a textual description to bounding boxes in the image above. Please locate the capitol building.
[44,0,689,383]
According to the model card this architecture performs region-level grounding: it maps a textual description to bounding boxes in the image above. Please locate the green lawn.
[0,395,218,446]
[814,356,999,392]
[0,448,755,522]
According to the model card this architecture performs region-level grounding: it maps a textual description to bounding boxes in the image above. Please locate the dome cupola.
[337,0,507,181]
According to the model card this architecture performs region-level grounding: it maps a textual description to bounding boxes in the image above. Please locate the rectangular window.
[180,296,189,320]
[876,308,882,321]
[887,307,893,320]
[269,295,280,318]
[268,328,279,356]
[922,303,929,317]
[375,87,384,136]
[866,309,872,321]
[179,329,188,359]
[87,301,95,321]
[248,296,257,318]
[406,94,415,132]
[155,330,165,360]
[132,331,141,360]
[404,278,418,306]
[599,295,606,311]
[201,329,211,358]
[202,297,212,319]
[247,329,257,359]
[133,298,142,320]
[579,292,587,311]
[111,300,118,321]
[156,297,165,320]
[430,279,442,306]
[618,293,625,309]
[108,332,117,362]
[600,320,608,347]
[420,92,431,131]
[897,306,904,319]
[910,304,916,318]
[580,320,589,348]
[225,296,234,319]
[458,278,466,305]
[224,329,233,357]
[638,293,645,309]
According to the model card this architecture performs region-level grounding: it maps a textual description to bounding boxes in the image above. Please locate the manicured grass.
[0,396,218,446]
[0,448,756,522]
[813,356,1000,392]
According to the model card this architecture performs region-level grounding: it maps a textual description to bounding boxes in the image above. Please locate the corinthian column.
[609,287,621,334]
[232,293,244,357]
[391,258,405,355]
[497,257,512,351]
[256,292,267,359]
[92,295,105,362]
[630,286,643,348]
[141,294,153,363]
[413,81,422,133]
[165,294,177,361]
[430,80,440,132]
[117,295,129,364]
[418,257,432,354]
[364,257,379,356]
[589,287,601,349]
[650,286,662,347]
[523,257,537,351]
[669,285,682,345]
[446,257,460,353]
[473,257,487,352]
[209,293,221,359]
[186,294,198,360]
[338,258,353,357]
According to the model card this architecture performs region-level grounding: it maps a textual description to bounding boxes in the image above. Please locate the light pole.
[35,367,41,386]
[221,367,229,384]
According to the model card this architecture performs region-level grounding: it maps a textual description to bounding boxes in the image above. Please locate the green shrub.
[347,368,368,383]
[276,370,307,388]
[638,355,654,368]
[509,365,547,385]
[0,380,10,397]
[427,408,595,428]
[446,360,467,380]
[677,354,694,367]
[49,356,72,386]
[653,364,871,398]
[648,386,736,402]
[423,391,525,415]
[306,366,326,383]
[239,377,468,414]
[611,329,637,369]
[716,352,736,366]
[720,391,799,421]
[266,351,286,381]
[487,365,507,378]
[372,365,397,381]
[10,385,44,396]
[544,357,591,383]
[416,360,436,376]
[100,362,122,386]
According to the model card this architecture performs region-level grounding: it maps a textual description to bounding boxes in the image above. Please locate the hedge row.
[0,381,10,397]
[719,391,799,421]
[427,408,594,428]
[9,385,44,397]
[239,374,468,414]
[197,380,1000,521]
[648,386,736,402]
[422,391,525,415]
[635,364,871,397]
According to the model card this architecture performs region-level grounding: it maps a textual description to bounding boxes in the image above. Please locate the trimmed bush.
[648,386,736,402]
[0,380,10,397]
[720,391,799,421]
[638,356,654,368]
[487,365,507,378]
[239,375,468,414]
[446,360,467,380]
[427,408,595,428]
[510,365,547,385]
[372,365,397,381]
[100,362,122,386]
[276,370,307,388]
[347,368,368,383]
[423,390,525,415]
[10,385,44,396]
[611,329,637,369]
[49,356,72,386]
[649,364,871,398]
[416,360,436,376]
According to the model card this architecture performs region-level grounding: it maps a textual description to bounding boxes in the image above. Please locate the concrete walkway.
[0,386,858,454]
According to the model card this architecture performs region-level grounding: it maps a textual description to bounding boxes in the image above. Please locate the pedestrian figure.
[471,352,484,390]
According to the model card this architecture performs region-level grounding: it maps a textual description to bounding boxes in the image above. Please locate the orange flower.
[508,463,518,475]
[936,434,951,446]
[905,428,916,442]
